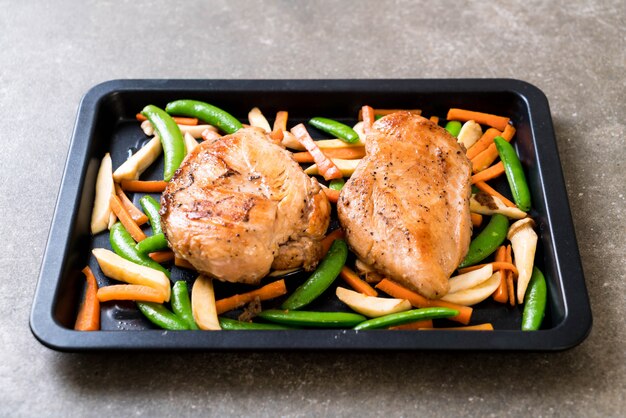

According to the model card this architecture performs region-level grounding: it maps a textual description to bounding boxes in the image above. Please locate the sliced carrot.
[74,266,100,331]
[471,213,483,227]
[215,279,287,314]
[429,116,439,124]
[120,180,168,193]
[292,147,366,163]
[447,108,510,131]
[470,129,515,173]
[471,161,505,184]
[109,195,147,242]
[269,128,284,142]
[97,284,166,303]
[273,111,288,131]
[428,323,494,331]
[322,188,340,203]
[149,251,175,263]
[361,105,375,134]
[474,181,516,208]
[320,228,345,256]
[174,256,195,270]
[359,108,422,120]
[492,246,509,303]
[375,279,473,325]
[114,184,148,225]
[506,245,516,306]
[466,128,502,159]
[339,266,378,297]
[457,261,518,277]
[389,319,433,330]
[136,114,198,125]
[291,124,342,180]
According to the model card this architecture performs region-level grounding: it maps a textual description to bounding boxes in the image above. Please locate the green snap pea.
[109,222,171,278]
[374,114,384,121]
[458,214,509,268]
[135,233,169,254]
[309,117,360,144]
[258,309,366,328]
[353,307,459,330]
[329,178,345,191]
[171,281,198,330]
[445,121,463,137]
[494,136,532,212]
[137,302,189,330]
[139,195,163,235]
[281,239,348,310]
[218,317,293,330]
[522,267,547,331]
[141,105,186,182]
[165,99,242,135]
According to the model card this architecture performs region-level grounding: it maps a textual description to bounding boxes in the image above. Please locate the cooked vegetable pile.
[75,102,546,332]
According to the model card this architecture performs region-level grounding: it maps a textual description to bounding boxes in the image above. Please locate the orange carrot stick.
[174,256,195,270]
[471,161,505,184]
[447,108,510,131]
[361,105,375,134]
[470,127,515,173]
[429,116,439,124]
[471,213,483,227]
[97,284,166,303]
[457,261,518,277]
[292,147,366,163]
[375,279,473,324]
[120,180,168,193]
[466,128,502,159]
[492,246,509,303]
[339,266,378,296]
[114,184,149,225]
[109,195,147,242]
[74,266,100,331]
[389,319,434,330]
[506,245,516,306]
[322,188,340,203]
[427,323,494,331]
[149,251,175,263]
[136,114,199,125]
[273,111,288,131]
[215,279,287,314]
[320,229,345,256]
[359,108,422,120]
[291,124,342,180]
[474,181,516,208]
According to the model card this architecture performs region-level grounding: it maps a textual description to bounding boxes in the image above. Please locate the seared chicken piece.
[161,127,330,284]
[337,112,472,299]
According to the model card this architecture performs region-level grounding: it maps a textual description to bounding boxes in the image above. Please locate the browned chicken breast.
[161,127,331,284]
[337,112,472,299]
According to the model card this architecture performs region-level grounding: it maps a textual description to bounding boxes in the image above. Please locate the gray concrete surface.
[1,0,624,416]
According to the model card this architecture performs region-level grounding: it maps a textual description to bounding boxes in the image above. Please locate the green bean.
[522,267,547,331]
[141,105,186,182]
[218,317,293,330]
[258,309,366,328]
[171,281,198,330]
[309,117,360,144]
[137,302,189,330]
[353,307,459,330]
[329,178,345,191]
[165,99,242,135]
[109,222,171,278]
[445,121,463,137]
[281,239,348,310]
[494,136,532,211]
[135,233,169,254]
[139,195,163,235]
[458,214,509,268]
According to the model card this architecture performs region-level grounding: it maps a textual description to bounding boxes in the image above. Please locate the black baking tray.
[30,79,592,351]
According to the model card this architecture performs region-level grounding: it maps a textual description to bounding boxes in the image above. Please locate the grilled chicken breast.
[337,112,472,299]
[161,127,331,284]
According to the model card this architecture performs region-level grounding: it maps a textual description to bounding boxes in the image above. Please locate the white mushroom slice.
[470,192,527,219]
[304,158,361,177]
[179,124,217,139]
[507,218,538,304]
[248,107,272,132]
[336,287,411,318]
[183,132,199,155]
[140,119,154,136]
[112,136,162,182]
[281,130,306,150]
[457,120,482,149]
[90,153,115,234]
[316,138,364,148]
[448,264,493,294]
[192,275,221,330]
[353,121,367,142]
[441,272,502,306]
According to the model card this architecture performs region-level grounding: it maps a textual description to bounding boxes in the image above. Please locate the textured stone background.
[1,0,624,416]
